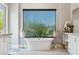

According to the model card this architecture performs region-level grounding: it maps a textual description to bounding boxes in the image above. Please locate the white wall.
[71,3,79,33]
[58,4,71,43]
[8,3,20,49]
[71,3,79,11]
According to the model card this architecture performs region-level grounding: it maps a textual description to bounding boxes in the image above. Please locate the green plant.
[29,23,48,37]
[0,12,3,32]
[24,22,49,37]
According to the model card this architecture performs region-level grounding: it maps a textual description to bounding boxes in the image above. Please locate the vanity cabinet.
[68,34,79,55]
[63,33,72,49]
[63,33,79,55]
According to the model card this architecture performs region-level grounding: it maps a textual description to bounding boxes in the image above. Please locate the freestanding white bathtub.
[26,38,54,50]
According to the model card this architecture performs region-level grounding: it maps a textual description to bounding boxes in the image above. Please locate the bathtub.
[26,38,54,50]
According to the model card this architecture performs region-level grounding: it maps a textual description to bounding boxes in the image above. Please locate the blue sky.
[23,11,56,26]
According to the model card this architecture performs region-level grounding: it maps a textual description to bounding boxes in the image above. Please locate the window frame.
[23,9,56,38]
[0,3,8,34]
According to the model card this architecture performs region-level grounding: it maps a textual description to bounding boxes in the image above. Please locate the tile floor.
[10,48,69,55]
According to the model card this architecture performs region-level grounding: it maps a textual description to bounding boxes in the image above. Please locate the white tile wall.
[72,8,79,33]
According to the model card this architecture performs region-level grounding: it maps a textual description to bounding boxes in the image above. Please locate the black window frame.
[23,9,56,38]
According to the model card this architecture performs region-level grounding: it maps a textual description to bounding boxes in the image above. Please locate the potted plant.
[64,21,74,33]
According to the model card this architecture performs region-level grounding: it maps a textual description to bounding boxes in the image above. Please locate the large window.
[23,9,56,37]
[0,4,6,33]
